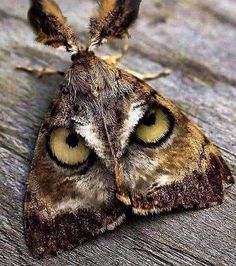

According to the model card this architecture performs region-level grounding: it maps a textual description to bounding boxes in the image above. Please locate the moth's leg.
[102,45,171,81]
[123,68,171,81]
[16,65,65,78]
[101,43,129,65]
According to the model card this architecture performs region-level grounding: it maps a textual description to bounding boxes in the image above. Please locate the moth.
[24,0,234,258]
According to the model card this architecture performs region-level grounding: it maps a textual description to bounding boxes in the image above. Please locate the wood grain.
[0,0,235,265]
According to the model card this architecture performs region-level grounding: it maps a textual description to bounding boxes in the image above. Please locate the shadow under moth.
[24,0,234,258]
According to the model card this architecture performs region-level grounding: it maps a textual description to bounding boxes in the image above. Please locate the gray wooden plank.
[0,0,235,265]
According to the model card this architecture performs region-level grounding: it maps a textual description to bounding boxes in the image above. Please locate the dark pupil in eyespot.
[66,132,79,148]
[142,111,156,126]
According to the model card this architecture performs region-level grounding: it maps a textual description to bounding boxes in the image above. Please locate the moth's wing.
[24,88,126,258]
[28,0,77,51]
[90,0,142,47]
[116,82,234,215]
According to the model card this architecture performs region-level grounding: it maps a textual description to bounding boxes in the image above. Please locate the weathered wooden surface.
[0,0,236,265]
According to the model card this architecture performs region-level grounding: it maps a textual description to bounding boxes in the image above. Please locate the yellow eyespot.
[135,106,173,144]
[49,128,90,166]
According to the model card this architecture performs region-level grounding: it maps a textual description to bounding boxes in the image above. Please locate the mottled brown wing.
[24,84,126,258]
[116,82,234,215]
[28,0,77,51]
[90,0,142,47]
